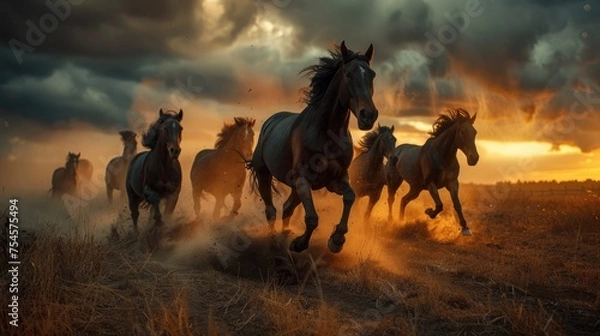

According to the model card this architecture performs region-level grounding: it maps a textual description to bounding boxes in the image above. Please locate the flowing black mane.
[215,118,253,149]
[429,108,472,138]
[299,44,366,106]
[357,125,392,153]
[142,110,179,149]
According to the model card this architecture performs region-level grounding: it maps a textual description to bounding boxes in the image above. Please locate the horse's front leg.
[425,182,443,219]
[328,177,355,253]
[144,185,163,226]
[289,176,318,253]
[446,179,471,236]
[164,190,180,221]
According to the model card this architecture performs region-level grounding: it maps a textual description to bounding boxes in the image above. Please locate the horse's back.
[252,111,297,182]
[394,144,423,186]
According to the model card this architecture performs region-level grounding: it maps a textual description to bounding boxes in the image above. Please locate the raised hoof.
[327,235,346,253]
[461,227,472,236]
[425,208,437,219]
[289,237,308,253]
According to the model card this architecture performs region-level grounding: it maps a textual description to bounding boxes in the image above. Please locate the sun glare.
[478,140,581,157]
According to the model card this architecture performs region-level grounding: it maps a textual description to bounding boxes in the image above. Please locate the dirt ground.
[1,182,599,335]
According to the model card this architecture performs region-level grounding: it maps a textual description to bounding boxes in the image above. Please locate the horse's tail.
[246,162,280,196]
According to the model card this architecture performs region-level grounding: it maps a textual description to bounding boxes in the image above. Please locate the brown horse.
[385,108,479,235]
[190,117,255,221]
[105,130,137,204]
[348,125,397,220]
[125,109,183,233]
[50,152,80,197]
[249,41,378,253]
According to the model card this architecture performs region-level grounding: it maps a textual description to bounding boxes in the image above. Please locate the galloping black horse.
[348,125,397,220]
[385,108,479,235]
[126,109,183,233]
[250,41,378,253]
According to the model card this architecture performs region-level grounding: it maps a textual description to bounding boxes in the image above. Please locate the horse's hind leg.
[446,179,471,235]
[400,186,421,222]
[327,177,355,253]
[228,188,243,219]
[212,196,224,221]
[192,188,202,221]
[282,190,301,232]
[126,184,142,234]
[256,169,276,233]
[425,183,443,220]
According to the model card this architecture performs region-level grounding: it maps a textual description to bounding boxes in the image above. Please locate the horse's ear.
[177,109,183,121]
[234,117,243,126]
[159,109,164,118]
[340,40,350,62]
[471,112,477,123]
[77,153,80,158]
[391,125,395,132]
[364,44,374,64]
[250,119,256,127]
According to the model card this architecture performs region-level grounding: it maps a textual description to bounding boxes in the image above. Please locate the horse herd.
[50,41,480,253]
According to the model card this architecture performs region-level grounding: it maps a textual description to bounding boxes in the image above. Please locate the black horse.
[250,41,378,253]
[125,109,183,233]
[348,125,397,220]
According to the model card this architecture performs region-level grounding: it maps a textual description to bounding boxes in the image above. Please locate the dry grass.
[1,185,599,335]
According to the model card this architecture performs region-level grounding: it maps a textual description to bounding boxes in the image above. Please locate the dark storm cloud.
[1,0,201,61]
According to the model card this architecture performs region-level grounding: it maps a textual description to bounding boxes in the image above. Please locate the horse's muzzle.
[357,108,378,130]
[467,154,479,166]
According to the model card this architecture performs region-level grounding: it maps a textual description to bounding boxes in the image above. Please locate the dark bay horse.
[348,125,397,220]
[50,152,80,197]
[250,41,378,253]
[190,117,255,221]
[105,130,137,204]
[385,108,479,235]
[126,109,183,232]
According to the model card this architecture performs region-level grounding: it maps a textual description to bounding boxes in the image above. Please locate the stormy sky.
[1,0,599,185]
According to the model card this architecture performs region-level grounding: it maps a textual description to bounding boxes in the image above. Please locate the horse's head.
[120,130,138,159]
[233,117,256,160]
[66,152,80,173]
[379,125,398,166]
[456,113,479,166]
[158,109,183,159]
[340,41,378,130]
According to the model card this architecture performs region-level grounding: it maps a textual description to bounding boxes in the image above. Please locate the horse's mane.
[142,110,179,149]
[357,125,392,153]
[119,130,137,144]
[299,43,367,106]
[429,108,472,138]
[215,118,253,149]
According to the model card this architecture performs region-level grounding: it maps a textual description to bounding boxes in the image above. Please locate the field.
[1,182,599,335]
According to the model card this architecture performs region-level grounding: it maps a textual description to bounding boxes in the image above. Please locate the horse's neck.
[122,142,136,160]
[430,125,458,163]
[366,139,384,170]
[66,163,77,176]
[313,72,351,136]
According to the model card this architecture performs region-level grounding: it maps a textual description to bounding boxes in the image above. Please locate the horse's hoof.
[289,237,308,253]
[461,228,472,236]
[327,235,345,253]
